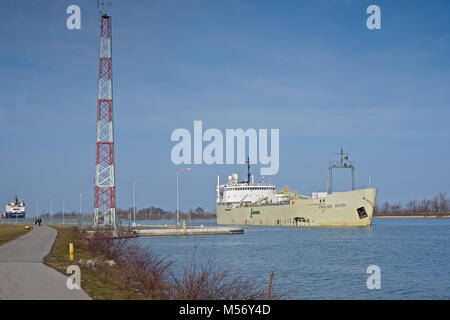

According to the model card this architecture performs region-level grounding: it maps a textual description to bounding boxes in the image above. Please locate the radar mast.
[246,156,251,185]
[328,148,355,193]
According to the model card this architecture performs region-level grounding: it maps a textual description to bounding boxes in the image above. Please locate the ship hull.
[2,213,26,219]
[216,188,377,227]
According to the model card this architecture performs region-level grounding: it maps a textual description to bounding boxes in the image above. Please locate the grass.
[0,224,32,246]
[44,226,142,299]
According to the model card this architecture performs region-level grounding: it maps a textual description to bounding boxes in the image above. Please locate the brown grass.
[83,228,276,299]
[44,226,143,299]
[85,228,130,260]
[0,224,31,246]
[169,260,267,300]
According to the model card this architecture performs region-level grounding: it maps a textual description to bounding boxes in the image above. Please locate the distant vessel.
[1,196,26,218]
[216,150,377,227]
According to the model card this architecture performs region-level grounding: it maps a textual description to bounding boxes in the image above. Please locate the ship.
[1,196,27,218]
[216,149,377,227]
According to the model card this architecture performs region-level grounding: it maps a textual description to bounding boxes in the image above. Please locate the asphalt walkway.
[0,225,91,300]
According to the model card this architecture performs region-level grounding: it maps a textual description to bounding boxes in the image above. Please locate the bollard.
[69,242,74,261]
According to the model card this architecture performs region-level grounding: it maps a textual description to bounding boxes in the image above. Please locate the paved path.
[0,226,91,300]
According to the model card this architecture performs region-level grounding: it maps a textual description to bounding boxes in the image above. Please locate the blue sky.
[1,0,449,214]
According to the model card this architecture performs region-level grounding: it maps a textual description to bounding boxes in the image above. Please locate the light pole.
[50,198,56,225]
[133,177,147,227]
[176,168,191,228]
[14,197,19,225]
[62,195,69,225]
[80,192,87,228]
[36,201,40,219]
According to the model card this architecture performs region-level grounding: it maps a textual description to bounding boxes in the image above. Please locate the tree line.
[37,206,216,220]
[116,206,216,220]
[374,192,450,216]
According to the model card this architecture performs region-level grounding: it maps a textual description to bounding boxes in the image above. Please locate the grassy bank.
[45,226,273,300]
[44,226,142,299]
[0,224,32,246]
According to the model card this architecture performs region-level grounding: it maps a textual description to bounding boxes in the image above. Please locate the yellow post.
[182,220,186,234]
[69,242,74,261]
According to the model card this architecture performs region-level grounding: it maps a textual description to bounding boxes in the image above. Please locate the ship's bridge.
[217,173,277,205]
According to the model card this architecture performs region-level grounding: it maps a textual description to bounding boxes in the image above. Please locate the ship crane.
[239,194,250,205]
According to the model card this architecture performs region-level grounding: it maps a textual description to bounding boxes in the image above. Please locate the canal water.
[135,218,450,299]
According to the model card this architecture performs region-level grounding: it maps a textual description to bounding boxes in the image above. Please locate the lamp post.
[176,168,191,228]
[36,201,40,219]
[50,198,56,225]
[80,192,87,228]
[62,195,69,225]
[133,177,147,227]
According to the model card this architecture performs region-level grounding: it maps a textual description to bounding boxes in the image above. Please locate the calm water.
[134,218,450,299]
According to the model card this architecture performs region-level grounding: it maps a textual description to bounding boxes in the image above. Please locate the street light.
[62,195,69,225]
[176,168,191,228]
[80,192,87,228]
[36,201,40,219]
[133,177,147,227]
[50,198,56,225]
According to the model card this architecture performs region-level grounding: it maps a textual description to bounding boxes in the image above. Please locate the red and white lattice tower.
[94,13,116,228]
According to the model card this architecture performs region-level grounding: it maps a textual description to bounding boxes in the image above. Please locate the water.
[134,218,450,299]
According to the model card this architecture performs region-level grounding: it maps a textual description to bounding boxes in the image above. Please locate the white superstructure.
[217,173,278,206]
[2,196,26,218]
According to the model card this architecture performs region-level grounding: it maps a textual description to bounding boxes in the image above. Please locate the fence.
[0,214,95,228]
[0,215,134,228]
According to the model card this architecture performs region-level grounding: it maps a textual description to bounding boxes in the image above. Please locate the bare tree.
[375,192,449,215]
[406,200,418,214]
[438,192,449,213]
[381,201,391,214]
[431,196,439,213]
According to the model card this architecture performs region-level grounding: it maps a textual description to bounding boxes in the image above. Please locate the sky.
[1,0,450,215]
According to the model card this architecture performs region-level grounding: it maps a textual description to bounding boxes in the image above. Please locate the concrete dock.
[84,224,244,238]
[133,225,244,237]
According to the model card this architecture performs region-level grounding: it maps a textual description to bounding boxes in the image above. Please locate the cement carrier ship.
[216,149,377,227]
